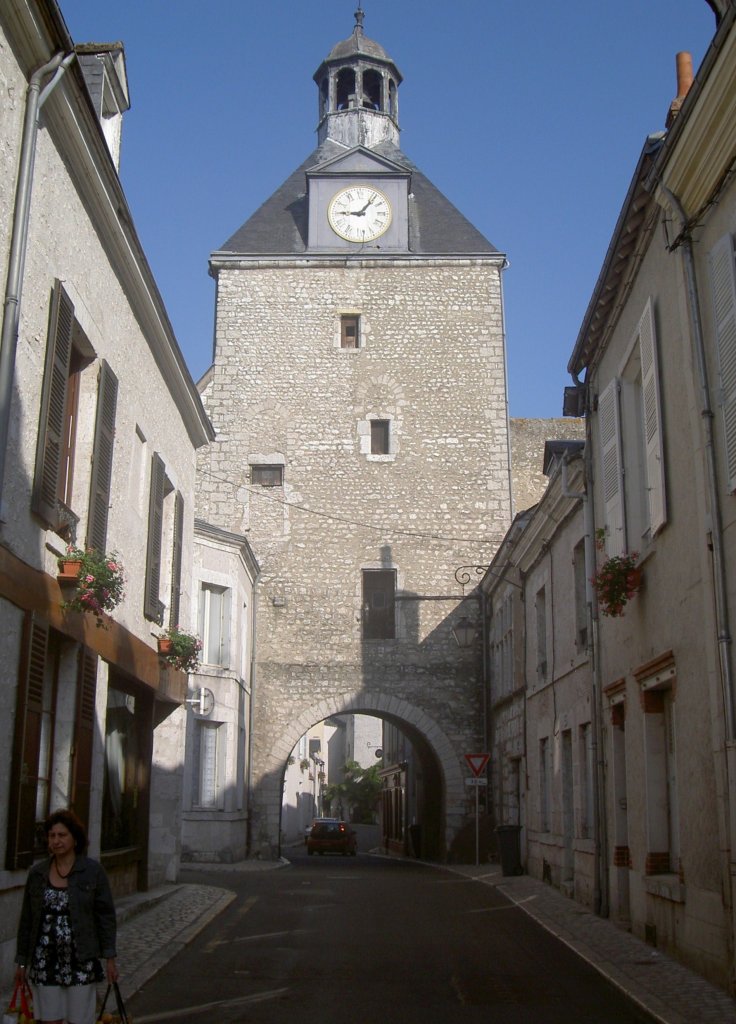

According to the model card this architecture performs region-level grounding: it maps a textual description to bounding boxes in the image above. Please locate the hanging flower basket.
[592,550,642,617]
[59,546,125,628]
[157,626,202,673]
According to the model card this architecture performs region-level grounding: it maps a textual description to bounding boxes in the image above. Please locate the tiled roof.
[215,140,498,256]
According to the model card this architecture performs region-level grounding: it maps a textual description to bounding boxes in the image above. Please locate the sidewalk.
[113,858,287,1002]
[112,857,736,1023]
[443,863,736,1024]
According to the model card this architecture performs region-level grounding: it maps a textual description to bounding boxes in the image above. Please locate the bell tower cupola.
[313,6,402,149]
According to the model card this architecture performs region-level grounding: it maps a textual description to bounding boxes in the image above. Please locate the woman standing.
[15,809,118,1024]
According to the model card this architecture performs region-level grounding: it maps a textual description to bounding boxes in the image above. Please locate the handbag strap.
[7,979,21,1012]
[99,982,128,1024]
[19,982,32,1019]
[112,982,129,1024]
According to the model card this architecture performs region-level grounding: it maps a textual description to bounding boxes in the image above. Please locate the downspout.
[0,50,75,518]
[563,400,609,918]
[658,186,736,741]
[246,577,260,858]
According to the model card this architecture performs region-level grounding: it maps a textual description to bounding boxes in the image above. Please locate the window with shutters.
[198,583,231,666]
[597,298,666,555]
[535,586,547,679]
[32,281,95,540]
[708,234,736,491]
[362,569,396,640]
[573,540,588,650]
[6,617,99,870]
[143,454,177,624]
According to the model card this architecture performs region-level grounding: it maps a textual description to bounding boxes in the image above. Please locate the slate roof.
[216,139,499,256]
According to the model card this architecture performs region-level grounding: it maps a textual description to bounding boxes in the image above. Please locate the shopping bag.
[4,980,33,1024]
[96,982,130,1024]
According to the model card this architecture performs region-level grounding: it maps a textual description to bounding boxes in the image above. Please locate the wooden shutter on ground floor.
[70,649,98,833]
[6,614,48,870]
[144,452,166,622]
[86,361,118,552]
[32,282,74,527]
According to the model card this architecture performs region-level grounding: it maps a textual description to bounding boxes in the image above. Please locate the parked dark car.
[307,819,357,856]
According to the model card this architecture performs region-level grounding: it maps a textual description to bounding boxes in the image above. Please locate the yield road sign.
[464,753,490,777]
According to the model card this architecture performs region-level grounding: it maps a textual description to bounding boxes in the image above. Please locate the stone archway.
[249,690,469,860]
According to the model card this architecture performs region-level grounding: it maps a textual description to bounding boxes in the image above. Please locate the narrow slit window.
[341,315,360,349]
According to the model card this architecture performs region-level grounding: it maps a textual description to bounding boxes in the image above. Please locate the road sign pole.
[475,782,479,867]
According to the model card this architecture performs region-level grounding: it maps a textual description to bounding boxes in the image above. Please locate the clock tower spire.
[314,7,402,149]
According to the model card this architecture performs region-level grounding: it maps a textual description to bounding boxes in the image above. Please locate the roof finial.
[354,4,365,35]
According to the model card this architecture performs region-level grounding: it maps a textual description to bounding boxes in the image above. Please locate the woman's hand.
[106,957,119,983]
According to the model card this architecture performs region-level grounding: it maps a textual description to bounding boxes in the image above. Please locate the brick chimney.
[666,51,693,128]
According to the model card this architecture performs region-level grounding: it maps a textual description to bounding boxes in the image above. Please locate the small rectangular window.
[370,420,390,455]
[251,465,283,487]
[573,540,587,649]
[341,315,360,349]
[362,569,396,640]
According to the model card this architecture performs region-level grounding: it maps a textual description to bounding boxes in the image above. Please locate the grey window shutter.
[144,452,166,622]
[598,378,626,556]
[6,614,48,870]
[86,360,118,552]
[169,491,184,627]
[32,282,74,527]
[638,299,667,534]
[709,234,736,491]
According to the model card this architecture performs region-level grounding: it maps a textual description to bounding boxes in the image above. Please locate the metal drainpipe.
[0,50,75,518]
[561,443,608,916]
[659,186,736,741]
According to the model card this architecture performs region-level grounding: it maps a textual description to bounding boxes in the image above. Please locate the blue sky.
[60,1,716,417]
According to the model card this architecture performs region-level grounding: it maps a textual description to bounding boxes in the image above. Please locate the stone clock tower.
[199,10,512,860]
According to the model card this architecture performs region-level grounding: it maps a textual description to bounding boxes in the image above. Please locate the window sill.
[643,873,685,903]
[366,454,395,463]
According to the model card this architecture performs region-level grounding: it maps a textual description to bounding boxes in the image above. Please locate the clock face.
[327,185,392,242]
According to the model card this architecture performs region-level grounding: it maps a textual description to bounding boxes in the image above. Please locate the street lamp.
[451,615,478,649]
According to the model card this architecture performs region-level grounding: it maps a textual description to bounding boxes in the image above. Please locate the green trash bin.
[495,824,522,876]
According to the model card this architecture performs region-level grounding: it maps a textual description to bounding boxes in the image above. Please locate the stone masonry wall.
[201,256,510,855]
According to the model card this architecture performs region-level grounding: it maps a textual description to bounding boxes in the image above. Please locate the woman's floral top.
[29,885,102,986]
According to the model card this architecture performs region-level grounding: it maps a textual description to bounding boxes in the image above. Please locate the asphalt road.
[128,852,655,1024]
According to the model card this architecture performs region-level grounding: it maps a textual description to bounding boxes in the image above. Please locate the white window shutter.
[709,234,736,492]
[638,299,667,534]
[598,378,626,555]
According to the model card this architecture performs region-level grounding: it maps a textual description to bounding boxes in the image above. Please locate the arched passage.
[250,691,469,861]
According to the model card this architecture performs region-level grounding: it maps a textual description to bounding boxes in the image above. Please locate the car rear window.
[313,822,344,835]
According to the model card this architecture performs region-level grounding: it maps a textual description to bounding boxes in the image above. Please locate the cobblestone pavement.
[111,856,736,1023]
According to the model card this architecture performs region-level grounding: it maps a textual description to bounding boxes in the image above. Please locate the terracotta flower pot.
[57,559,82,585]
[157,637,174,657]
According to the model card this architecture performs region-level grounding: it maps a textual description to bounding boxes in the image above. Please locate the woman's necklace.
[53,856,75,879]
